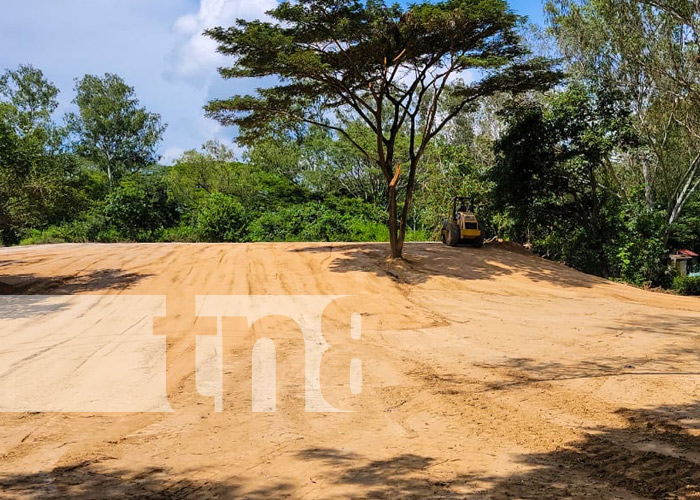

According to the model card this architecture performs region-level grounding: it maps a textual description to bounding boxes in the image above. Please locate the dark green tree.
[103,171,179,241]
[205,0,561,258]
[68,73,166,187]
[547,0,700,242]
[195,192,247,242]
[492,84,636,276]
[0,65,81,244]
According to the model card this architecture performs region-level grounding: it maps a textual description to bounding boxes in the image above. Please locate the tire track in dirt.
[0,242,699,498]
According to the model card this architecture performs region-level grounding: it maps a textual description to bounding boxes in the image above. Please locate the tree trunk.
[388,185,402,258]
[641,155,654,209]
[107,163,113,189]
[397,159,419,258]
[663,154,700,245]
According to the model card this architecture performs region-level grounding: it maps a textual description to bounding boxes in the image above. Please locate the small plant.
[673,276,700,296]
[160,224,200,243]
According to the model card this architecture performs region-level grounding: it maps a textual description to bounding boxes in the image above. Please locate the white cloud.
[0,0,543,162]
[162,0,278,158]
[167,0,277,86]
[162,146,186,165]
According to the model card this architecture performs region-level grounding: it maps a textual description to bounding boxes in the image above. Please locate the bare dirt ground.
[0,242,699,499]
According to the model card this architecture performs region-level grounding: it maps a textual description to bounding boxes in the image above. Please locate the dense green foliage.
[673,276,700,296]
[547,0,700,240]
[103,172,178,240]
[489,84,674,285]
[194,193,247,242]
[2,0,699,294]
[67,74,166,188]
[0,65,87,245]
[205,0,560,257]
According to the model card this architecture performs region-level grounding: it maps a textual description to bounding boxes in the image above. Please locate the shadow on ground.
[0,463,292,500]
[0,269,151,295]
[476,356,700,391]
[606,313,700,339]
[293,403,700,499]
[291,242,606,288]
[0,404,698,498]
[413,311,700,392]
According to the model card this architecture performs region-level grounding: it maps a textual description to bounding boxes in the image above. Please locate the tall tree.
[491,84,635,276]
[205,0,560,258]
[0,66,78,244]
[68,73,166,187]
[547,0,700,242]
[0,64,60,139]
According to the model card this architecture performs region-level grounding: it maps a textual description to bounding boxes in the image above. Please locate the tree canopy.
[205,0,561,257]
[67,73,166,187]
[547,0,700,241]
[0,66,79,245]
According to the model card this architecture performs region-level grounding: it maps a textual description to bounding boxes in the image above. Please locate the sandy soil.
[0,242,699,499]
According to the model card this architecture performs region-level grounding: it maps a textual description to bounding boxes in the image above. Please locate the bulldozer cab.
[451,197,474,221]
[441,197,484,248]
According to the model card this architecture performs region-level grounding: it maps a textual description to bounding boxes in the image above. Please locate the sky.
[0,0,546,164]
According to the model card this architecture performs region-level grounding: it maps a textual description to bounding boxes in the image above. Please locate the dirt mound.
[0,242,698,498]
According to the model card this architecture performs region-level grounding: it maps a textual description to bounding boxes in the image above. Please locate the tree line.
[1,0,699,293]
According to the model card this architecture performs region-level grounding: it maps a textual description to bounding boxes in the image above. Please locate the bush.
[104,173,179,240]
[20,210,112,245]
[673,276,700,296]
[609,200,671,288]
[161,224,200,243]
[346,220,389,242]
[94,227,122,243]
[195,192,247,242]
[20,228,67,245]
[247,202,329,242]
[344,219,430,242]
[247,198,386,242]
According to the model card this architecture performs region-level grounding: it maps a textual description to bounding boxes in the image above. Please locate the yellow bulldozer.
[440,197,484,248]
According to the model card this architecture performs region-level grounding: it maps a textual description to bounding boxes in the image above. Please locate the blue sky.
[0,0,546,163]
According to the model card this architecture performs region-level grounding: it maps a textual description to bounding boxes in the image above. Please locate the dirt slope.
[0,242,699,499]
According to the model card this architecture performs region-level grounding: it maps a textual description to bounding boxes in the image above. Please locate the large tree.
[0,65,79,245]
[68,73,166,188]
[547,0,700,242]
[491,84,637,275]
[205,0,560,258]
[0,64,60,139]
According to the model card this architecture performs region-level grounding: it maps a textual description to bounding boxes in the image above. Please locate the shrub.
[20,228,67,245]
[94,227,122,243]
[610,201,671,288]
[246,198,386,242]
[19,210,111,245]
[103,173,179,240]
[347,220,389,242]
[673,276,700,296]
[195,192,247,242]
[161,224,200,243]
[247,202,327,242]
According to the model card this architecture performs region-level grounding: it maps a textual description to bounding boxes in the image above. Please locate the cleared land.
[0,242,699,499]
